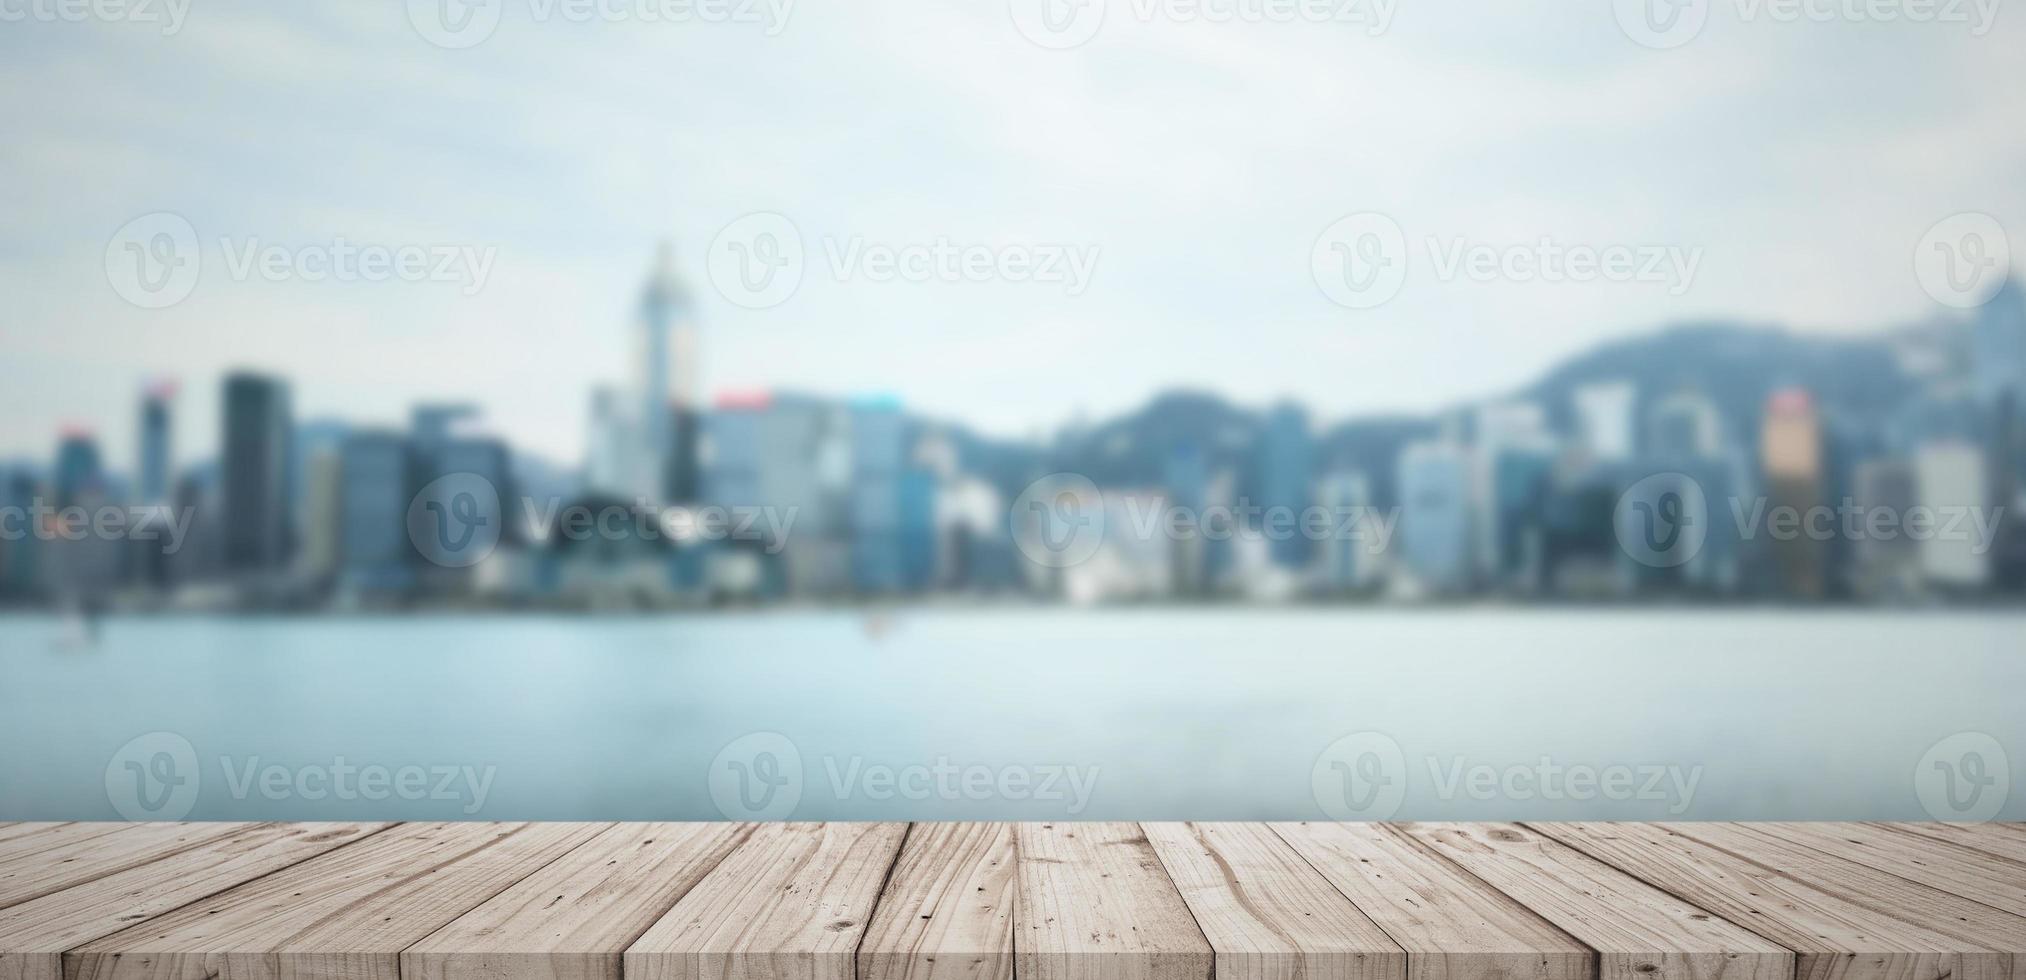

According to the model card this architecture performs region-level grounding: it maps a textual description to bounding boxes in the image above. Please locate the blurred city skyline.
[5,1,2025,468]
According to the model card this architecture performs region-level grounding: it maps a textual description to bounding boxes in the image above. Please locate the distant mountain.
[1517,321,1925,451]
[1051,390,1262,487]
[1040,321,1936,498]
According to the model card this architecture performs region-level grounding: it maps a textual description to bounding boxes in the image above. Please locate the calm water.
[2,609,2020,822]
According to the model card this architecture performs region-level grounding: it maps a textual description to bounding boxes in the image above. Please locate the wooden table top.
[1,822,2023,980]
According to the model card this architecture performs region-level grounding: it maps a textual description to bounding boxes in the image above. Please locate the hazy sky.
[1,0,2020,469]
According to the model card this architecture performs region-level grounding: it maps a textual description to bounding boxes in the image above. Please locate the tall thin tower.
[634,241,696,503]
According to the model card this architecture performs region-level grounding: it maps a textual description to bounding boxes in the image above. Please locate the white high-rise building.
[589,243,699,503]
[1574,381,1637,462]
[1397,440,1472,594]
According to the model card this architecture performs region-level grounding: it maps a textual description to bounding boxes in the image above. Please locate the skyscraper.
[338,430,415,596]
[221,372,293,572]
[1972,277,2025,406]
[1761,388,1824,598]
[1317,469,1372,592]
[53,429,103,510]
[138,381,175,505]
[1258,402,1315,569]
[636,242,697,504]
[1473,401,1554,587]
[1574,381,1637,462]
[1915,441,1989,590]
[1398,440,1471,594]
[850,397,910,594]
[1648,387,1723,459]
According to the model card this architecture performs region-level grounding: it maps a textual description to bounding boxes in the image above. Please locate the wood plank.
[1746,825,2026,917]
[1143,822,1405,980]
[404,823,752,980]
[0,824,252,910]
[1014,822,1213,980]
[1273,821,1592,980]
[1883,824,2026,866]
[858,823,1015,980]
[1531,822,1990,980]
[0,826,124,855]
[1663,824,2026,978]
[68,822,605,980]
[1401,824,1791,980]
[624,822,908,980]
[0,822,386,980]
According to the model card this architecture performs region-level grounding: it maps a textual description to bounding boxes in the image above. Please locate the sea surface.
[1,609,2020,822]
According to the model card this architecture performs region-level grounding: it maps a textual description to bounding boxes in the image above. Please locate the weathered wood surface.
[624,822,908,980]
[859,823,1015,980]
[0,823,2022,980]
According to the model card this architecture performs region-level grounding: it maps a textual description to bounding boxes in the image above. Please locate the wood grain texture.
[858,823,1015,980]
[1531,822,1983,980]
[1143,822,1405,980]
[1663,824,2026,980]
[0,822,2020,980]
[1884,824,2026,866]
[1272,822,1592,980]
[0,823,385,980]
[0,824,252,910]
[624,822,909,980]
[67,822,604,980]
[1400,824,1791,980]
[1745,824,2026,917]
[1014,822,1213,980]
[0,827,133,866]
[405,823,752,980]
